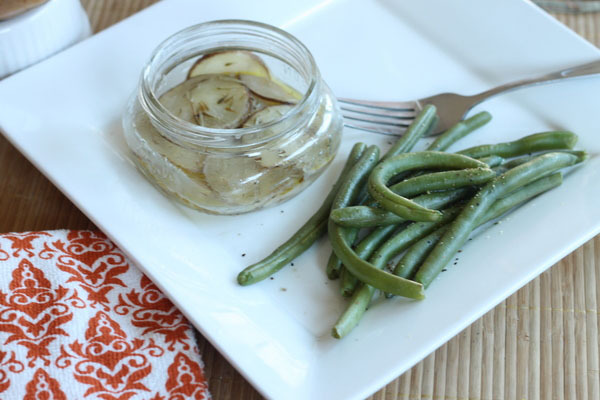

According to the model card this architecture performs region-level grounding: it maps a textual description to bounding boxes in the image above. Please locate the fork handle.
[471,59,600,103]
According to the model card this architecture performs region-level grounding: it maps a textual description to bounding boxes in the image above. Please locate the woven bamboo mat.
[79,1,600,398]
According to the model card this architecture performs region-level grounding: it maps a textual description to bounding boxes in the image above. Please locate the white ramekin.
[0,0,91,79]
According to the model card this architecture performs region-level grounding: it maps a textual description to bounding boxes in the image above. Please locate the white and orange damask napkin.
[0,230,211,400]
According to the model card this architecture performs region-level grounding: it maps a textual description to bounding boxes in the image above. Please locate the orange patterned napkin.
[0,230,211,400]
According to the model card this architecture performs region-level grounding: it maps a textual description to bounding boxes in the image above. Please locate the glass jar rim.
[138,19,321,148]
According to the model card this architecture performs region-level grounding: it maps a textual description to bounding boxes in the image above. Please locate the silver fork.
[339,60,600,136]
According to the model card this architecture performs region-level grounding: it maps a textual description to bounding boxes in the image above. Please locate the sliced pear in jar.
[203,154,304,207]
[159,82,197,124]
[243,105,293,129]
[187,75,252,128]
[241,104,293,145]
[203,156,262,205]
[188,50,270,79]
[242,105,306,168]
[239,75,299,105]
[134,112,206,172]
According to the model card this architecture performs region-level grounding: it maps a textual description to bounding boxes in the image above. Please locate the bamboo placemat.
[78,2,600,398]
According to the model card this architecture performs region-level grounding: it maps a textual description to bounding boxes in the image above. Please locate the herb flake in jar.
[122,20,343,215]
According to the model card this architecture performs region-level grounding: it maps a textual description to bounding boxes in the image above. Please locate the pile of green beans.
[237,107,587,340]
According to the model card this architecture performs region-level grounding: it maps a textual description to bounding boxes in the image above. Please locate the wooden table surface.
[1,1,599,399]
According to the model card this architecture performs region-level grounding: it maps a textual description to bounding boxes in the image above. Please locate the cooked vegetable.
[383,105,437,160]
[237,143,367,286]
[324,146,381,279]
[232,104,587,341]
[427,111,492,151]
[330,188,473,228]
[368,152,488,221]
[330,206,463,338]
[337,187,472,297]
[478,155,504,167]
[339,224,399,297]
[457,131,577,159]
[325,106,437,278]
[414,151,585,288]
[394,172,564,281]
[388,167,495,198]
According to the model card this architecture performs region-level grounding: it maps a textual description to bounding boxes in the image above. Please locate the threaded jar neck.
[138,19,321,150]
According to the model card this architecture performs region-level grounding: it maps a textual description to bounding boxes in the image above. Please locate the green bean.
[368,152,488,221]
[325,145,381,279]
[331,146,381,209]
[388,168,495,198]
[383,105,437,160]
[337,186,472,295]
[331,206,462,338]
[339,266,356,297]
[331,205,462,297]
[340,224,400,297]
[326,231,359,279]
[330,223,424,298]
[237,143,367,286]
[457,131,577,159]
[332,283,373,339]
[427,111,492,151]
[394,172,563,281]
[414,152,582,288]
[478,155,505,168]
[387,117,497,188]
[501,150,588,169]
[331,188,473,228]
[486,172,563,219]
[329,108,435,279]
[394,226,449,280]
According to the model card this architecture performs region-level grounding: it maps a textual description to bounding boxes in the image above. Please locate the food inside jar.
[161,50,301,130]
[128,50,340,214]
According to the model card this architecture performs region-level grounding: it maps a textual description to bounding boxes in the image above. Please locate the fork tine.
[343,121,410,137]
[338,97,416,111]
[342,114,414,128]
[340,106,417,124]
[340,105,416,120]
[338,97,419,136]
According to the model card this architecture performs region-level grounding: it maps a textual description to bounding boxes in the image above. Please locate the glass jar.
[122,20,343,215]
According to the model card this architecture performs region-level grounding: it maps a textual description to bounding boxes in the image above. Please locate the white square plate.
[1,0,600,398]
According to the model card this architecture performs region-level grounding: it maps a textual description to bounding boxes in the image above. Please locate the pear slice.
[239,75,299,104]
[203,155,304,207]
[134,112,205,172]
[241,105,293,144]
[188,51,270,79]
[159,82,196,123]
[160,75,252,129]
[241,105,299,168]
[243,104,293,128]
[187,75,251,129]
